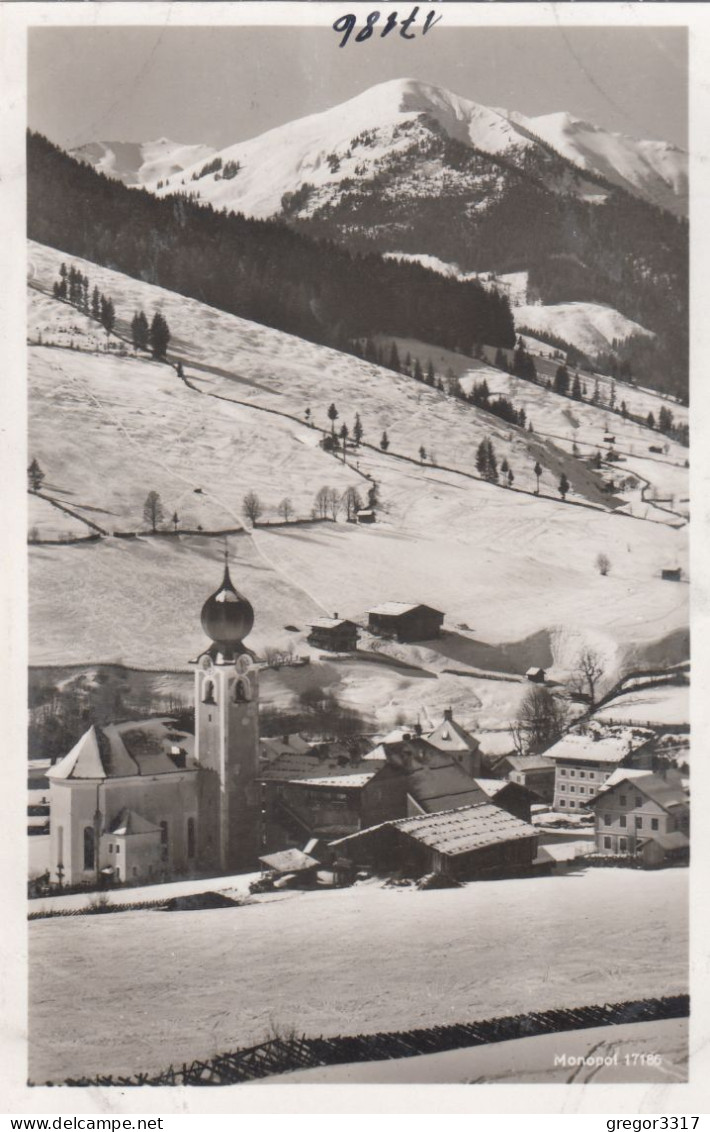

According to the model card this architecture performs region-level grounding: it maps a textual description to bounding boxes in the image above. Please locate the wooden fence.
[52,993,689,1087]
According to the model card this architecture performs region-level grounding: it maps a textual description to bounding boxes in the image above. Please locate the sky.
[28,25,687,152]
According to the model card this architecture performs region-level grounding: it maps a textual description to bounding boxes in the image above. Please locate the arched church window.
[83,826,95,871]
[234,678,250,703]
[203,679,216,705]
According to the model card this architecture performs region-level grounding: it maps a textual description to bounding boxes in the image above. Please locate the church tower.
[191,555,261,873]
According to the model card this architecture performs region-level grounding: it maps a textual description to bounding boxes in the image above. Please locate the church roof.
[48,719,195,781]
[108,809,162,837]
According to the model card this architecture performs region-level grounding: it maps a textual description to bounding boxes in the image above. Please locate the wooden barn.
[331,803,539,881]
[307,616,359,652]
[367,602,444,643]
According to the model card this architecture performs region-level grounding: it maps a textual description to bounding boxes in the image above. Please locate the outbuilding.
[307,616,359,652]
[330,802,539,881]
[367,602,444,643]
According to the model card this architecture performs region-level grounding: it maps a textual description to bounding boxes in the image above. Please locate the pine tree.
[554,365,570,397]
[558,473,570,500]
[388,342,400,373]
[533,460,543,493]
[149,311,170,359]
[572,373,582,400]
[413,358,424,382]
[28,458,45,492]
[419,445,427,463]
[647,411,656,430]
[91,287,100,320]
[353,413,363,446]
[143,490,165,532]
[327,403,339,440]
[507,468,514,487]
[426,360,435,386]
[100,295,115,337]
[380,431,389,452]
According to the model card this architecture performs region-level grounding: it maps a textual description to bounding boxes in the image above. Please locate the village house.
[330,803,539,881]
[307,616,359,653]
[586,768,689,863]
[367,601,444,642]
[526,667,546,684]
[491,753,556,803]
[543,728,655,812]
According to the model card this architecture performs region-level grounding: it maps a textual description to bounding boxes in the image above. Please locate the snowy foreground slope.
[28,868,687,1083]
[146,78,687,219]
[28,241,687,697]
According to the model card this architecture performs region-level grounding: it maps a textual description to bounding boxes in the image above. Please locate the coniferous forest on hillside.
[27,132,516,355]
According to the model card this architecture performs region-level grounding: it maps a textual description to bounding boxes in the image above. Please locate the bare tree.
[278,498,294,523]
[143,490,165,532]
[341,486,362,522]
[326,486,341,521]
[242,491,263,525]
[571,647,604,705]
[313,486,331,519]
[595,552,611,576]
[510,686,567,755]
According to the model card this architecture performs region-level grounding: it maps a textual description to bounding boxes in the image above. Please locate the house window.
[560,783,566,792]
[635,816,643,830]
[83,826,95,871]
[619,837,627,851]
[569,785,575,793]
[604,836,612,849]
[635,796,642,807]
[604,814,612,826]
[569,800,576,807]
[560,768,567,776]
[559,799,566,806]
[651,818,659,831]
[187,817,196,859]
[619,814,627,828]
[115,844,120,855]
[108,844,113,854]
[620,795,627,806]
[580,771,586,778]
[570,770,576,777]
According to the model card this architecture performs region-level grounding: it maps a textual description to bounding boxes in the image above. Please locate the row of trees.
[53,263,116,336]
[130,309,171,359]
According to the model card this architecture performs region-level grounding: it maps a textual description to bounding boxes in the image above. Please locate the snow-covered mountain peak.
[69,138,217,188]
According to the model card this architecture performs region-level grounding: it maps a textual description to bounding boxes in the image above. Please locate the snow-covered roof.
[542,732,642,765]
[526,667,546,676]
[308,617,357,630]
[293,772,379,788]
[640,831,689,852]
[504,755,555,773]
[406,762,488,814]
[592,772,688,812]
[259,752,384,784]
[472,777,508,798]
[259,848,319,873]
[333,802,536,857]
[595,766,650,790]
[108,809,162,837]
[367,602,442,617]
[425,716,479,754]
[48,720,195,781]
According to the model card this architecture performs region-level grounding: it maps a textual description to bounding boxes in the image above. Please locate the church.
[47,560,262,886]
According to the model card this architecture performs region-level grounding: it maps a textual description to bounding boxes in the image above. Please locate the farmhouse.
[330,803,539,881]
[493,754,556,803]
[526,667,546,684]
[307,616,359,652]
[543,729,655,812]
[587,769,689,861]
[367,601,444,642]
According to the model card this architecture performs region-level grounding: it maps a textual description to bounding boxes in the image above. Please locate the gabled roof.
[258,848,319,873]
[333,802,536,857]
[48,719,195,781]
[425,716,479,754]
[405,760,487,814]
[503,755,555,773]
[367,602,443,617]
[640,831,689,851]
[473,777,509,798]
[592,772,688,812]
[108,809,162,837]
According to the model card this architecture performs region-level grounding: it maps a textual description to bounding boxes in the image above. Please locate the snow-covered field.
[269,1018,688,1084]
[593,683,689,727]
[514,301,654,356]
[28,867,687,1084]
[27,241,688,695]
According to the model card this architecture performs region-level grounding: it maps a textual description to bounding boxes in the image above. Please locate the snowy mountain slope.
[510,110,687,217]
[514,301,655,355]
[28,241,687,686]
[70,138,216,187]
[146,78,686,218]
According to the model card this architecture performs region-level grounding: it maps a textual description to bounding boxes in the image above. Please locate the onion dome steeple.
[200,548,254,659]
